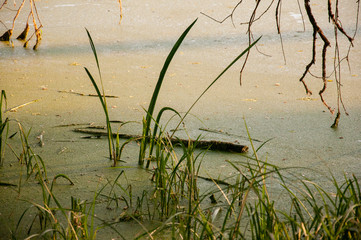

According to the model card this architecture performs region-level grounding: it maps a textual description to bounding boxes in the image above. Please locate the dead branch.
[201,0,244,27]
[0,0,8,10]
[275,0,286,65]
[73,128,249,153]
[296,0,306,31]
[328,0,354,46]
[204,0,358,126]
[302,0,333,113]
[117,0,122,24]
[239,0,261,85]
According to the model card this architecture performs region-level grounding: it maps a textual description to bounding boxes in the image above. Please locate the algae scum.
[1,0,361,239]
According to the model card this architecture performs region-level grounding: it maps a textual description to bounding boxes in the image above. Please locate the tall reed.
[138,19,198,166]
[84,29,116,164]
[0,90,8,166]
[137,18,261,166]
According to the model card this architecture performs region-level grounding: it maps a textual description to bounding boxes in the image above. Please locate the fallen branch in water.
[199,127,261,142]
[73,128,248,153]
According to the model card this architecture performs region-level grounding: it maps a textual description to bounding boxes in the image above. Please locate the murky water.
[1,0,361,238]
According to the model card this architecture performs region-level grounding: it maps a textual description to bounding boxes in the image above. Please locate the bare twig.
[117,0,122,24]
[240,0,261,85]
[275,0,286,65]
[296,0,306,32]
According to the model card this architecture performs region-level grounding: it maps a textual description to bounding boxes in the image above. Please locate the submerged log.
[73,128,248,153]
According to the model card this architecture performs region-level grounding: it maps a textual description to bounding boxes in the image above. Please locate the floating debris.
[57,147,68,155]
[58,90,119,98]
[37,131,45,147]
[4,99,39,113]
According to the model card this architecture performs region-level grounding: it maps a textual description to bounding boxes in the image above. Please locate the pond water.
[1,0,361,238]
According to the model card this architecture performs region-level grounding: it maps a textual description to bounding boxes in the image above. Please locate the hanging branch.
[201,0,244,27]
[302,0,332,113]
[327,0,354,45]
[330,0,358,128]
[296,0,306,32]
[117,0,122,24]
[331,21,341,128]
[275,0,286,65]
[0,0,8,10]
[302,0,356,126]
[202,0,358,127]
[239,0,261,85]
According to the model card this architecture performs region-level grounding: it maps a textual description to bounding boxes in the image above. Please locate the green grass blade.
[85,28,102,79]
[0,90,7,165]
[147,106,182,167]
[138,18,198,165]
[85,29,115,161]
[84,67,114,160]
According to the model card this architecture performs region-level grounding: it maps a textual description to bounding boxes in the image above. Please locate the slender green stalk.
[0,90,8,165]
[138,19,198,166]
[85,28,115,162]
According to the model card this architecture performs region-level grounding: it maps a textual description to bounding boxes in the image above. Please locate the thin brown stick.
[0,0,8,10]
[29,0,42,50]
[296,0,306,32]
[240,0,261,85]
[275,0,286,65]
[200,0,244,27]
[239,0,276,26]
[319,42,333,114]
[11,0,25,31]
[117,0,122,24]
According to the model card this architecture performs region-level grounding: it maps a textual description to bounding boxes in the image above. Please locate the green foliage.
[84,29,118,165]
[0,90,8,166]
[138,19,198,166]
